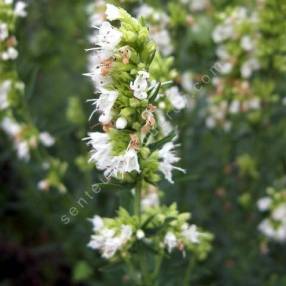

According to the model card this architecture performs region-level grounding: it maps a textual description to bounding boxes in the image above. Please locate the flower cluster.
[85,4,186,184]
[1,117,55,161]
[0,1,66,193]
[135,4,173,56]
[0,0,56,160]
[204,6,275,130]
[85,5,212,267]
[0,0,26,113]
[88,204,212,260]
[212,7,260,79]
[0,0,26,61]
[257,183,286,242]
[180,0,210,13]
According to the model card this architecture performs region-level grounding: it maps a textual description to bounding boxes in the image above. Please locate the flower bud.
[140,147,150,159]
[136,229,145,240]
[116,117,127,129]
[120,107,133,118]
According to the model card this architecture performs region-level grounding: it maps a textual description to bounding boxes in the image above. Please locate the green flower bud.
[140,147,150,159]
[120,107,134,118]
[132,122,141,130]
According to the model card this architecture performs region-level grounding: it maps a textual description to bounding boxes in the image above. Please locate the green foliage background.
[1,0,286,285]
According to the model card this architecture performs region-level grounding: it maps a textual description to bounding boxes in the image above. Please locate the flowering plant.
[0,0,67,192]
[85,4,212,284]
[257,178,286,243]
[205,5,278,131]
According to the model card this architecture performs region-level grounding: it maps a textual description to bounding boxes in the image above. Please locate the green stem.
[152,253,163,286]
[134,179,142,220]
[183,257,195,286]
[134,179,152,285]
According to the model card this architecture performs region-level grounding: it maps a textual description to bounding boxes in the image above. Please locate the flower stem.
[153,253,163,285]
[134,179,152,285]
[134,179,142,221]
[183,257,195,286]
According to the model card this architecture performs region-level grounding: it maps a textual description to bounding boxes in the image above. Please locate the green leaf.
[73,261,92,282]
[141,214,157,229]
[146,49,157,67]
[148,81,161,102]
[148,131,176,151]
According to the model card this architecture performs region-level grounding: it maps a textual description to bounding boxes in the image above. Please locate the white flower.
[206,116,216,129]
[115,117,127,129]
[93,228,115,249]
[86,132,113,170]
[190,0,209,12]
[119,225,133,243]
[136,4,154,18]
[241,58,260,78]
[165,87,186,110]
[90,215,104,232]
[0,80,11,110]
[181,72,193,92]
[136,229,145,240]
[158,142,185,184]
[247,98,260,110]
[272,204,286,221]
[0,22,8,41]
[37,179,50,191]
[88,227,119,258]
[275,224,286,242]
[102,237,122,258]
[258,219,275,239]
[16,140,30,161]
[4,0,14,4]
[2,47,18,60]
[95,21,122,51]
[156,110,173,136]
[233,7,248,20]
[88,224,132,259]
[85,52,113,90]
[86,1,106,26]
[121,149,141,174]
[89,13,105,28]
[217,61,233,75]
[106,4,121,21]
[88,235,104,250]
[89,88,118,122]
[141,191,159,210]
[164,232,177,253]
[212,24,233,43]
[87,50,112,73]
[86,133,140,177]
[130,71,150,100]
[98,113,111,124]
[107,149,140,177]
[1,117,32,160]
[229,100,240,114]
[1,117,21,136]
[216,46,230,61]
[182,224,200,243]
[258,219,286,242]
[257,197,272,211]
[14,1,27,17]
[241,36,254,51]
[151,29,173,56]
[39,132,55,147]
